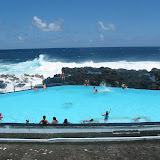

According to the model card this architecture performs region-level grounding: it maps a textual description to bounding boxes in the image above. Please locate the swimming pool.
[0,85,160,123]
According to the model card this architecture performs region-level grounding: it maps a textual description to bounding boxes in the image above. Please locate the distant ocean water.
[1,47,160,78]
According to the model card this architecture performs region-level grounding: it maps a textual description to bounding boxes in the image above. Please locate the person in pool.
[121,83,128,89]
[0,113,3,121]
[101,109,111,120]
[133,117,141,121]
[95,89,98,93]
[39,116,50,125]
[51,117,59,124]
[26,119,29,124]
[63,119,70,125]
[83,119,94,123]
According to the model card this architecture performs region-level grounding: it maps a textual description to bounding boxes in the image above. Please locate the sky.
[0,0,160,49]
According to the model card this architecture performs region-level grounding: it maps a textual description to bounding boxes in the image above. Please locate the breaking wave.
[0,54,160,78]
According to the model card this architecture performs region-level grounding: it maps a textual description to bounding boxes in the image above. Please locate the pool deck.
[1,122,160,139]
[0,122,160,159]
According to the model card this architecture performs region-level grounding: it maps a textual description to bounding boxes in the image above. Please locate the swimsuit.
[105,115,109,120]
[42,120,47,125]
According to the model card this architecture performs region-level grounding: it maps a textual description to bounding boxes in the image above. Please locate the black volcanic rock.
[44,67,160,90]
[0,81,7,89]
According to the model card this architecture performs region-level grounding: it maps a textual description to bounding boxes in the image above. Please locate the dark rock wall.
[58,67,160,90]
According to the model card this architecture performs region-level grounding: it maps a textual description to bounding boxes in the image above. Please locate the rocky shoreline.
[0,74,44,93]
[1,67,160,92]
[47,67,160,90]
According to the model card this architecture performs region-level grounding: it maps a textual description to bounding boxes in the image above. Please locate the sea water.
[0,85,160,123]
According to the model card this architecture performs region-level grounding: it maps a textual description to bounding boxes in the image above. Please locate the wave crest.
[1,54,160,78]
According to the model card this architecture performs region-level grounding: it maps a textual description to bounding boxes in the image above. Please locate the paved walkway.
[0,140,160,160]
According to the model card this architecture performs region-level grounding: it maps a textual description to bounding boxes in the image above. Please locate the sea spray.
[100,81,110,92]
[0,74,44,93]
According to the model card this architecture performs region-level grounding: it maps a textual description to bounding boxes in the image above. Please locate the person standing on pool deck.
[101,109,111,120]
[62,72,65,84]
[39,116,50,125]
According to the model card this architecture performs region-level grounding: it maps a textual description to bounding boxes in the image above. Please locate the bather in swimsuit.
[104,115,109,120]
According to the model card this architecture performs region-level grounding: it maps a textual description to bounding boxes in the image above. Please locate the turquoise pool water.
[0,85,160,123]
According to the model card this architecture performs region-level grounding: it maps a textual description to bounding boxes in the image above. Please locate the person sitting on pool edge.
[51,117,59,124]
[39,116,50,125]
[101,109,111,121]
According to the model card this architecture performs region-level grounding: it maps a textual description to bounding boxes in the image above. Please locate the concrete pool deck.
[0,122,160,139]
[0,122,160,159]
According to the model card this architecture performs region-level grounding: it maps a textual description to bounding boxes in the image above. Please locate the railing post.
[30,81,32,89]
[13,82,15,92]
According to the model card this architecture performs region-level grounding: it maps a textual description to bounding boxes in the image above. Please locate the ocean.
[0,47,160,92]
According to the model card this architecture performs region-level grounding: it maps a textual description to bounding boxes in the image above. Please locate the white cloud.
[32,16,64,32]
[98,21,116,31]
[100,34,104,41]
[18,36,23,41]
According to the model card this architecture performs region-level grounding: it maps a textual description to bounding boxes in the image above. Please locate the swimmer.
[0,113,3,121]
[101,109,111,121]
[26,119,29,124]
[83,119,94,123]
[95,89,98,93]
[51,117,59,124]
[63,119,70,124]
[121,83,128,89]
[42,83,46,89]
[93,87,96,90]
[33,88,38,91]
[39,116,50,125]
[63,102,73,105]
[133,117,141,121]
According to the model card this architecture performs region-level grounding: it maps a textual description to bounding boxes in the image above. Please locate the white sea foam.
[1,54,160,93]
[1,54,160,78]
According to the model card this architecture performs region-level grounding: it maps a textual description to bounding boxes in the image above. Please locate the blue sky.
[0,0,160,49]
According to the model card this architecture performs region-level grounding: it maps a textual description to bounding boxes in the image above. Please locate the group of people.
[25,109,112,125]
[37,116,70,125]
[93,86,98,93]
